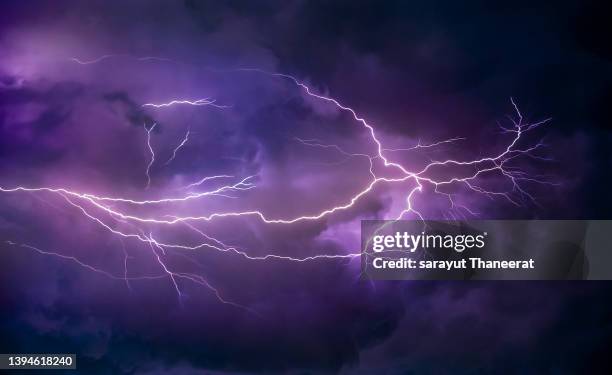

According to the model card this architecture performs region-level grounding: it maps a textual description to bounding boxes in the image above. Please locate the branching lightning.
[183,175,236,190]
[1,56,555,310]
[142,98,229,109]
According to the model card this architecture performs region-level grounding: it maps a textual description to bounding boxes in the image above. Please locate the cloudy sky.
[1,1,611,373]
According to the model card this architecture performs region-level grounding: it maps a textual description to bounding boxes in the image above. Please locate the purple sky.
[1,1,612,374]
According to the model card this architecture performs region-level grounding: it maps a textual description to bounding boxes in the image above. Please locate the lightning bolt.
[183,175,236,190]
[142,98,229,109]
[69,54,174,64]
[383,137,466,153]
[164,129,190,166]
[144,122,157,189]
[1,56,556,311]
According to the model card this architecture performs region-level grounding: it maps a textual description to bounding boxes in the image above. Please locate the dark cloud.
[0,81,82,169]
[1,1,611,374]
[103,91,156,128]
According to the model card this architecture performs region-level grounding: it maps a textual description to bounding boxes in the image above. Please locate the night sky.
[1,1,612,374]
